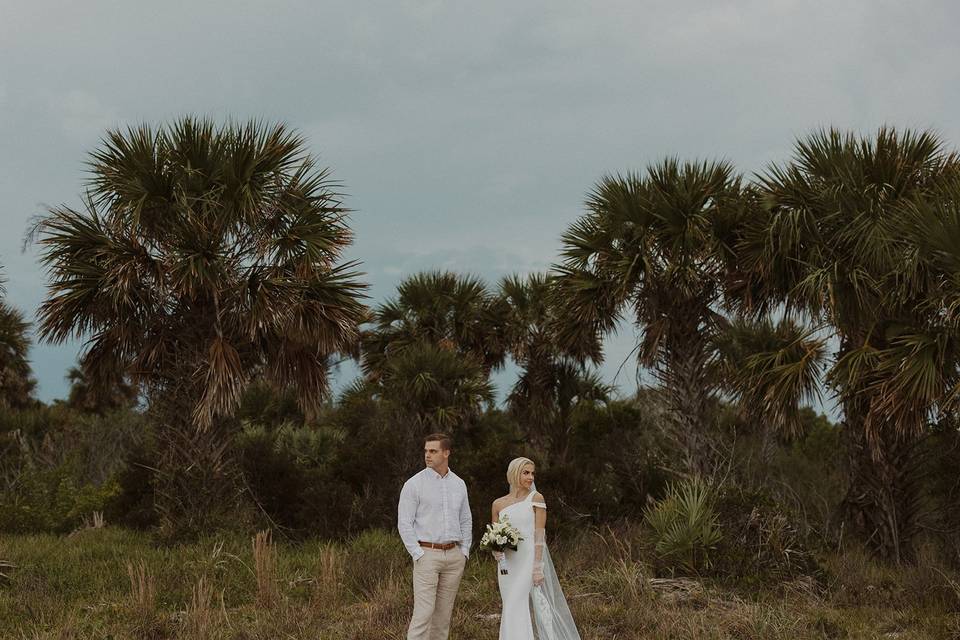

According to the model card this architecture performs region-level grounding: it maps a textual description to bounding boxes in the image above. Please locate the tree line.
[2,120,960,566]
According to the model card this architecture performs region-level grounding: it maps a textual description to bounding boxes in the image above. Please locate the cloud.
[51,89,118,140]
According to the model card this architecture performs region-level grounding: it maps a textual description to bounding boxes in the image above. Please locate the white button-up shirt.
[398,467,472,560]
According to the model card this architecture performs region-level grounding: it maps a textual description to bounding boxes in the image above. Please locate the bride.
[490,457,581,640]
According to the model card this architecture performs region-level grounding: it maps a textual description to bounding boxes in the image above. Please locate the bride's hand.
[492,551,505,562]
[532,567,544,586]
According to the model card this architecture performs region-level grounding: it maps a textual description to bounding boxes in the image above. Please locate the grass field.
[0,526,958,639]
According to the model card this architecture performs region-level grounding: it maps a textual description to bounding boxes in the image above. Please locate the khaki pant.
[407,547,467,640]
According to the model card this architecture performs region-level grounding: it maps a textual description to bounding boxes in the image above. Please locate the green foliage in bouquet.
[479,516,523,553]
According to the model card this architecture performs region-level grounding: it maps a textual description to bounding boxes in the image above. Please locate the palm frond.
[716,317,827,438]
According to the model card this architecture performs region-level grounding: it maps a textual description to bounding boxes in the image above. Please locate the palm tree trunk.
[151,389,248,540]
[658,325,716,475]
[840,397,922,565]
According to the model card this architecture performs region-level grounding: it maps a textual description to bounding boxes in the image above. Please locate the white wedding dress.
[497,486,581,640]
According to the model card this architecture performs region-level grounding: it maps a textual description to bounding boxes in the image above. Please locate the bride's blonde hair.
[506,457,535,490]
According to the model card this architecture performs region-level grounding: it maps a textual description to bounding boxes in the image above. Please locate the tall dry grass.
[126,559,156,614]
[253,529,278,608]
[185,575,219,638]
[312,543,342,608]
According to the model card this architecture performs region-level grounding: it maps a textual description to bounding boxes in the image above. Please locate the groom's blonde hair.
[506,457,535,489]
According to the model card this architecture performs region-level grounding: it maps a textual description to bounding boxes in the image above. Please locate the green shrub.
[104,442,158,529]
[644,477,722,574]
[923,419,960,568]
[713,485,820,585]
[0,466,120,533]
[559,397,671,518]
[238,422,355,537]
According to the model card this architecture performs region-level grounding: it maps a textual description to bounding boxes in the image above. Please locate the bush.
[0,466,120,533]
[643,477,722,574]
[921,420,960,568]
[712,485,820,586]
[0,405,145,534]
[527,397,672,539]
[451,409,526,539]
[238,422,355,537]
[104,441,159,530]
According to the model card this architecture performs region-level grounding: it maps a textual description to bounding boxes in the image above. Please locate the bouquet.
[479,515,523,575]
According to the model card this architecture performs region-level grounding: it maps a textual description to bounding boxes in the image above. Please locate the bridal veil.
[529,482,581,640]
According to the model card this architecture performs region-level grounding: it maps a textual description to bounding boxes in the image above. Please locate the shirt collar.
[426,467,454,480]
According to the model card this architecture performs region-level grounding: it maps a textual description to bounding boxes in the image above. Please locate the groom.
[398,433,472,640]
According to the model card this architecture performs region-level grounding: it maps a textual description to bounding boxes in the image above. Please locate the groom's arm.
[397,479,424,561]
[458,481,472,558]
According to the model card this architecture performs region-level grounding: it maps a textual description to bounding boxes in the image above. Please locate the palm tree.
[380,341,495,433]
[66,363,138,414]
[731,128,959,562]
[0,304,37,410]
[361,270,506,378]
[0,266,37,410]
[366,341,495,475]
[553,159,745,473]
[33,118,368,536]
[499,273,608,463]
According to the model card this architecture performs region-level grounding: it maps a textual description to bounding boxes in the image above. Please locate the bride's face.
[519,464,535,490]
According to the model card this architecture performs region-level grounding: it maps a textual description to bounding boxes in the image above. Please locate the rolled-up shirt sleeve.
[459,480,472,558]
[398,478,424,560]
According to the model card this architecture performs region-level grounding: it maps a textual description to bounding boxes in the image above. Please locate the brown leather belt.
[418,541,457,550]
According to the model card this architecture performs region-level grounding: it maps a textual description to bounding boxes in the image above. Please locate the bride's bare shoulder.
[492,495,511,508]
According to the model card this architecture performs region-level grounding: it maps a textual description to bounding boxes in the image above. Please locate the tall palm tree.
[554,159,745,473]
[731,128,960,562]
[33,118,368,536]
[499,273,608,463]
[361,270,506,378]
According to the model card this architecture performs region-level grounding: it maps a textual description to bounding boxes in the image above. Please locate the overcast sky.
[2,0,959,412]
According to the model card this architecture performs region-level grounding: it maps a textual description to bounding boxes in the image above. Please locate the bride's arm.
[490,500,505,561]
[532,493,547,586]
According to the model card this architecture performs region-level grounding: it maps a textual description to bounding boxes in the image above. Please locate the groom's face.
[424,440,450,470]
